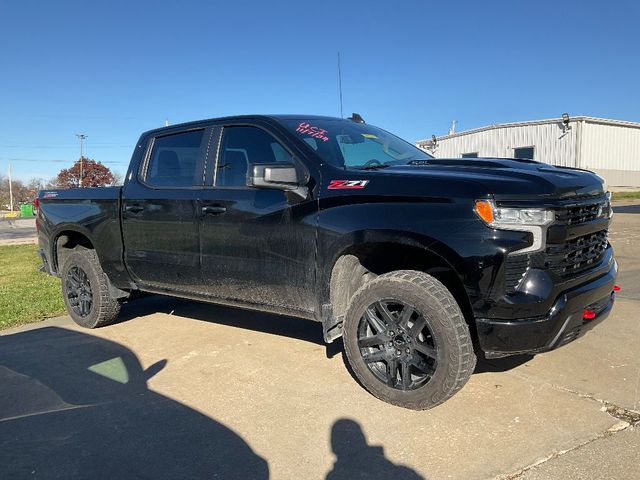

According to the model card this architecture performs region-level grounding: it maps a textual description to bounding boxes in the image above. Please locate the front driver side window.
[216,126,293,187]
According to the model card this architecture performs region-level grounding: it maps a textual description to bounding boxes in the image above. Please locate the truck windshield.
[279,118,433,169]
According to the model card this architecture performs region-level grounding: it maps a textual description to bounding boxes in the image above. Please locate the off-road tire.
[342,270,476,410]
[61,247,121,328]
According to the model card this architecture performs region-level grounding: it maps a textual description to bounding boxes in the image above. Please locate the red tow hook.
[583,310,597,320]
[611,285,621,305]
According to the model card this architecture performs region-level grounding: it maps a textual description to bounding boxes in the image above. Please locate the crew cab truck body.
[38,115,618,409]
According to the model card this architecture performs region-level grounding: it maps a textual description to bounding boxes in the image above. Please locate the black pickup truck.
[37,114,618,409]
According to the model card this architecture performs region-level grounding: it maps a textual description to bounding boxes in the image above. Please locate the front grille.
[503,196,610,292]
[558,201,605,225]
[546,230,608,277]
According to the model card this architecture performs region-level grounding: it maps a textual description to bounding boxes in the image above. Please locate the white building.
[416,116,640,187]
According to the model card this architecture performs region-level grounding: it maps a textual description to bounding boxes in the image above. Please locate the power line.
[0,157,128,165]
[0,144,133,149]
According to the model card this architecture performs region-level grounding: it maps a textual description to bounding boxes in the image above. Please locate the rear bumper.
[476,260,618,358]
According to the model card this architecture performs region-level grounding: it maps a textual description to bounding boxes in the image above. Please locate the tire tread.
[61,248,121,328]
[343,269,476,410]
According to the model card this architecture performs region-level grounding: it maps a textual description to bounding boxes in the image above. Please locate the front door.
[199,124,318,315]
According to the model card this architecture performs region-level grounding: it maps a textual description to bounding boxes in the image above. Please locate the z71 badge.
[328,180,370,190]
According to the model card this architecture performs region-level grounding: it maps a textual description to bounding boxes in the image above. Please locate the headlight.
[474,199,554,254]
[474,200,554,227]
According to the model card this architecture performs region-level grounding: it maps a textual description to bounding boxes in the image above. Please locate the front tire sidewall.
[343,272,473,410]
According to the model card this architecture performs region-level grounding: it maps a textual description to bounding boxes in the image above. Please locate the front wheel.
[61,247,121,328]
[342,270,476,410]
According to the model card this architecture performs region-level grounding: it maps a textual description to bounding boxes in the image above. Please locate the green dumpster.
[20,204,34,217]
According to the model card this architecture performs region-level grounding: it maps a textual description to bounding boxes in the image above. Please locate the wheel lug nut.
[389,331,395,336]
[396,349,402,356]
[405,348,410,354]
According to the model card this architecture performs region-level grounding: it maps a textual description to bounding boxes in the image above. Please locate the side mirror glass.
[264,164,299,185]
[248,163,308,199]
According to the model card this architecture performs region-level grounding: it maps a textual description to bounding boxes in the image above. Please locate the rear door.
[121,127,211,292]
[199,123,318,315]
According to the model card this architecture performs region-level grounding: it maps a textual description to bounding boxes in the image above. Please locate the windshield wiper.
[353,164,390,170]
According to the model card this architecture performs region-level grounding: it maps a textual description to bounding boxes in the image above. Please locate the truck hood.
[385,158,605,199]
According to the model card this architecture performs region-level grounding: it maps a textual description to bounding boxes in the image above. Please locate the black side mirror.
[248,163,308,198]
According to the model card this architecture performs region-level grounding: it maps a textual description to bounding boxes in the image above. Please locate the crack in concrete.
[494,380,640,479]
[548,384,640,426]
[495,423,632,480]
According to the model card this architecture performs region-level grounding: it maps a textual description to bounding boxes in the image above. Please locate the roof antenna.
[337,52,344,119]
[165,118,170,126]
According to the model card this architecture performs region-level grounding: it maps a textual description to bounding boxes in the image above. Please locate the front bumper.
[476,260,618,358]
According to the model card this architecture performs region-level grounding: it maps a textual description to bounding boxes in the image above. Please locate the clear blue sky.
[1,0,639,182]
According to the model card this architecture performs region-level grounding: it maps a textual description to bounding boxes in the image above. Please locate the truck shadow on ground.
[0,327,426,479]
[117,295,531,375]
[0,327,269,479]
[117,294,339,355]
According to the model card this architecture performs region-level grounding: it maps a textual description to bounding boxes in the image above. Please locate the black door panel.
[122,128,211,291]
[199,188,317,313]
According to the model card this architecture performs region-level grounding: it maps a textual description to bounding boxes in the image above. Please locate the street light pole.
[8,164,13,212]
[76,134,87,187]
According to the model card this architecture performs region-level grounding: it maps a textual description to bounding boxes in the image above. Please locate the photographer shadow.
[326,418,425,480]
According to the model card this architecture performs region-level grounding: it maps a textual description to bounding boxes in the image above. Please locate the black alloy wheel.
[65,265,93,317]
[357,299,437,391]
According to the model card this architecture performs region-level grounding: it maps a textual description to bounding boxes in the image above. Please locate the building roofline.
[416,116,640,145]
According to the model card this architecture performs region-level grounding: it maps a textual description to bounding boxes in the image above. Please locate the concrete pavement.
[0,202,639,479]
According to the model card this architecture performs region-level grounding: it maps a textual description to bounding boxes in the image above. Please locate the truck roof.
[141,114,343,137]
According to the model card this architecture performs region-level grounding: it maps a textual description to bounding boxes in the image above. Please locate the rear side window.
[216,126,293,187]
[145,130,205,187]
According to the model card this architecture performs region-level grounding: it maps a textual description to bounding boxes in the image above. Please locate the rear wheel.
[61,248,121,328]
[343,270,476,410]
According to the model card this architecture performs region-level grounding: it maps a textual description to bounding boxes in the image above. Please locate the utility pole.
[8,164,13,212]
[76,134,87,187]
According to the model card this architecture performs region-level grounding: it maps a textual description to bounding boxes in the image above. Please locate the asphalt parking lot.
[0,218,37,246]
[1,203,639,479]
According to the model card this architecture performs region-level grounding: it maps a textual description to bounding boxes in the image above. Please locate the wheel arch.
[321,231,473,342]
[51,226,97,274]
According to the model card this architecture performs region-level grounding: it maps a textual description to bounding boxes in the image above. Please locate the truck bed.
[37,187,129,287]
